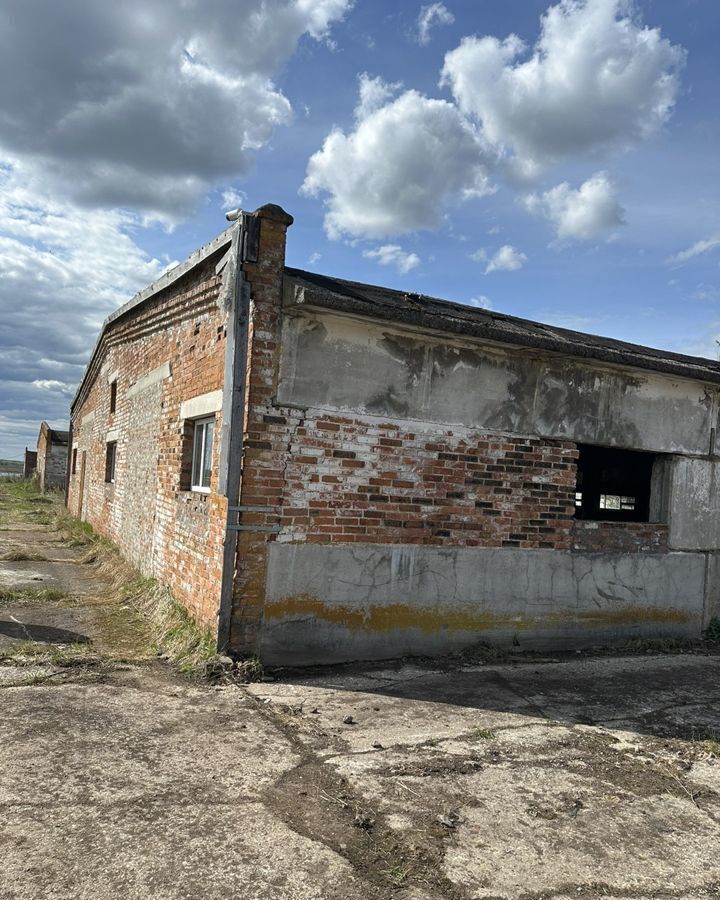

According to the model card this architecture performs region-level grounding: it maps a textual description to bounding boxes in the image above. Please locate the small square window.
[190,417,215,492]
[110,380,117,414]
[105,441,117,484]
[575,444,654,522]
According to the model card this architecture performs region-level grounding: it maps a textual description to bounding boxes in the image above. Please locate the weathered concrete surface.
[249,652,720,899]
[0,604,95,648]
[0,675,380,900]
[0,559,100,593]
[278,310,716,455]
[262,543,706,665]
[4,618,720,898]
[669,457,720,550]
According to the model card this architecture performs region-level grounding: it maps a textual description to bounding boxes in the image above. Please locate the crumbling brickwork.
[572,520,669,554]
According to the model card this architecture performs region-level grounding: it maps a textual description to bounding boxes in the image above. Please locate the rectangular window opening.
[71,447,77,476]
[575,444,657,523]
[105,441,117,484]
[190,416,215,492]
[109,380,117,415]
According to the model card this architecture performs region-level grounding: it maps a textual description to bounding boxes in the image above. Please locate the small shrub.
[704,617,720,642]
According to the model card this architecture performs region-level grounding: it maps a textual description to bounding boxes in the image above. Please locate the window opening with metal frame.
[191,416,215,492]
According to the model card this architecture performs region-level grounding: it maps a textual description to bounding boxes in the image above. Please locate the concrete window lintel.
[180,390,223,421]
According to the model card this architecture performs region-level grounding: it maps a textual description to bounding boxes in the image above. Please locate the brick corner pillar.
[229,203,294,656]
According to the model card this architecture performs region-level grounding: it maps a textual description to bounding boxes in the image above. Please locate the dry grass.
[1,550,48,562]
[0,587,68,607]
[52,508,217,674]
[4,481,225,678]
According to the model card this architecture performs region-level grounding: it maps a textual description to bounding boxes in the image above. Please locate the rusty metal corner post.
[216,216,251,653]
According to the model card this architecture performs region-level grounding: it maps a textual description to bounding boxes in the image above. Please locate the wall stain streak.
[265,594,691,635]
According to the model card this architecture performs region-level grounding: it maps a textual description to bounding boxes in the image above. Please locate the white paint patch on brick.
[81,411,95,426]
[106,369,119,384]
[180,390,223,420]
[128,361,171,397]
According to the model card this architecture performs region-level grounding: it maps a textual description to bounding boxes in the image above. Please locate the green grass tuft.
[0,587,68,606]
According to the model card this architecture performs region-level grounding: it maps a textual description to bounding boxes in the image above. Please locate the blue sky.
[1,0,718,459]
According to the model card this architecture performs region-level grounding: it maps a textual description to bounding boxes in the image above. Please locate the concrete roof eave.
[284,267,720,388]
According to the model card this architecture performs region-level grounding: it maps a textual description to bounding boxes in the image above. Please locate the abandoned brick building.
[37,422,69,493]
[23,448,37,480]
[67,203,720,664]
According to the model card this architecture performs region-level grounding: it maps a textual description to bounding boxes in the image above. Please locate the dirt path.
[2,481,720,899]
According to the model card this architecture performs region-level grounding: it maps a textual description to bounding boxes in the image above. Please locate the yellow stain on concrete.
[264,594,692,635]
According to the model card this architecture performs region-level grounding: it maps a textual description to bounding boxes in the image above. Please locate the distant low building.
[67,203,720,666]
[23,449,37,479]
[37,423,69,492]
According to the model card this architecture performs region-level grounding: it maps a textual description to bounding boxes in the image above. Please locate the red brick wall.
[272,416,578,548]
[68,255,228,632]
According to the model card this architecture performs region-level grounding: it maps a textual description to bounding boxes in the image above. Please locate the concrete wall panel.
[260,543,706,665]
[278,312,715,456]
[668,458,720,550]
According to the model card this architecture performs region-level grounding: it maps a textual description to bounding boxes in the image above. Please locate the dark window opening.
[110,380,117,414]
[71,447,77,475]
[105,441,117,484]
[575,444,655,522]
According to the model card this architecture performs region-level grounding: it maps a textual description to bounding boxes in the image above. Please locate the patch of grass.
[0,587,68,607]
[704,738,720,757]
[470,727,497,740]
[704,617,720,642]
[620,636,697,654]
[107,573,216,674]
[1,550,48,562]
[0,639,97,667]
[54,508,96,547]
[381,865,411,887]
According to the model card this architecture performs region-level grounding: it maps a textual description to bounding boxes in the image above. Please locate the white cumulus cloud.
[0,0,351,220]
[523,172,625,238]
[305,1,684,243]
[417,3,455,45]
[363,244,421,273]
[484,245,527,274]
[441,0,685,181]
[302,85,494,239]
